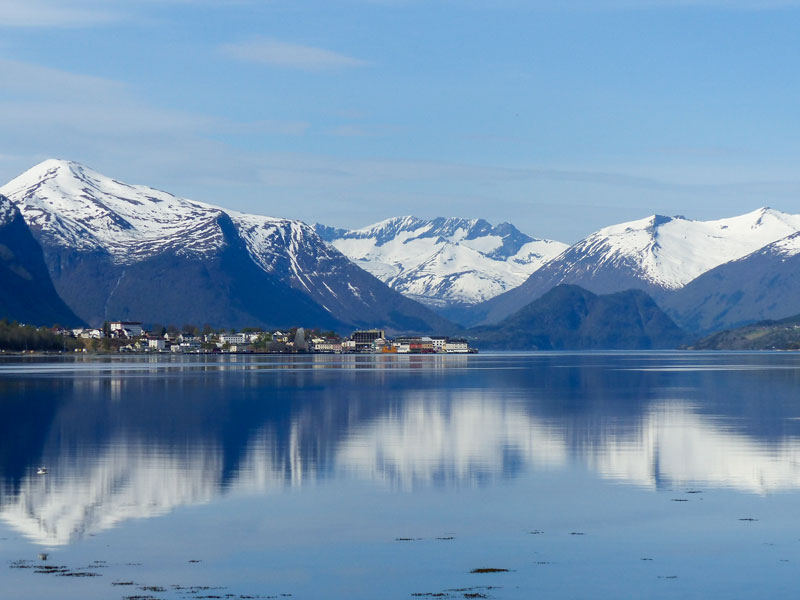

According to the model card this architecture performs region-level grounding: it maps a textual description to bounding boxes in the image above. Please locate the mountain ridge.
[468,284,687,350]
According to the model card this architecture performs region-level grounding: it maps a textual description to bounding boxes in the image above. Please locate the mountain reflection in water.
[2,352,800,547]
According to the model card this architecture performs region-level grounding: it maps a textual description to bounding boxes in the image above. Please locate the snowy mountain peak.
[315,216,568,307]
[0,158,349,282]
[0,159,225,262]
[565,208,800,290]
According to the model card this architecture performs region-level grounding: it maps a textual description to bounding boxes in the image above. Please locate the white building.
[431,337,447,352]
[110,321,143,337]
[310,338,342,353]
[73,328,104,339]
[147,338,166,351]
[219,333,247,345]
[445,339,469,353]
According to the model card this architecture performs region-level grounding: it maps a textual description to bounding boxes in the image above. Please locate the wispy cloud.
[220,38,369,71]
[0,57,314,199]
[0,59,208,134]
[0,0,260,29]
[0,0,121,27]
[479,0,800,8]
[215,119,311,136]
[0,59,310,137]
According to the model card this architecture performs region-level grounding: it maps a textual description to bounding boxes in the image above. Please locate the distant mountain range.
[464,208,800,333]
[315,217,566,318]
[0,160,452,333]
[315,208,800,336]
[2,158,800,346]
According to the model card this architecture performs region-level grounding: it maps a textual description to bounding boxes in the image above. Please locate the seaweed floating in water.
[414,585,498,598]
[470,568,509,574]
[9,560,35,569]
[33,565,69,575]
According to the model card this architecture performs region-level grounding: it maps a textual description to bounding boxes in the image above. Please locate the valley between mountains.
[2,158,800,349]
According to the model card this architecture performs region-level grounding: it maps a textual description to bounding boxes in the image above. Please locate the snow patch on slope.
[0,194,16,226]
[761,231,800,259]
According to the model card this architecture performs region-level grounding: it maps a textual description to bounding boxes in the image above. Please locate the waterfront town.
[49,322,475,354]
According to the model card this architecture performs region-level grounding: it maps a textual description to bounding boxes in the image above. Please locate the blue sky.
[1,0,800,241]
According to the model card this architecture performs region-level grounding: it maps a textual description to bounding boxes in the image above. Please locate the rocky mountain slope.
[0,160,454,332]
[663,232,800,333]
[315,217,567,314]
[470,208,800,327]
[0,194,82,327]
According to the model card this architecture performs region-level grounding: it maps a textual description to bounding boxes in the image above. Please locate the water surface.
[2,352,800,599]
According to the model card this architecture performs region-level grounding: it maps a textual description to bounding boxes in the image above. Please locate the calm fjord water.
[2,352,800,599]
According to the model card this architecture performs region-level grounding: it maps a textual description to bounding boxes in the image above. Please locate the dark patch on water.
[470,568,509,573]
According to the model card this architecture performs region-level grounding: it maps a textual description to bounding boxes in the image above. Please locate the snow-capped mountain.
[473,208,800,327]
[0,193,82,326]
[314,216,567,309]
[0,160,454,332]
